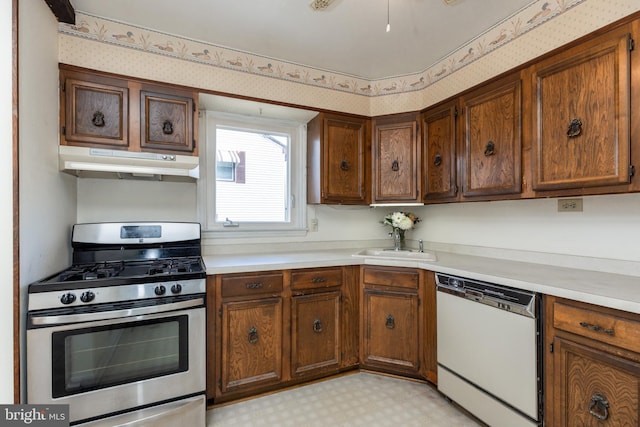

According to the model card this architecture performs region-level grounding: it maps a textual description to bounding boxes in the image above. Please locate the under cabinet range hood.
[59,145,200,180]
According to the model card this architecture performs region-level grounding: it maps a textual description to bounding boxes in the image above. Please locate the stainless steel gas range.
[26,222,207,426]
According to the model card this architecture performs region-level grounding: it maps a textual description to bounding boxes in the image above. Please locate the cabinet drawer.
[363,267,418,290]
[291,267,342,291]
[553,301,640,354]
[221,273,283,298]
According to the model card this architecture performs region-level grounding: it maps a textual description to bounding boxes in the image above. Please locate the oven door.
[27,300,205,424]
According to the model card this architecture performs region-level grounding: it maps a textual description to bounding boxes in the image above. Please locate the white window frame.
[198,111,307,238]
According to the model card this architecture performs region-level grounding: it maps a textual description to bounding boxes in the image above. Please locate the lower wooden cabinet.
[208,266,359,404]
[545,295,640,426]
[360,266,425,378]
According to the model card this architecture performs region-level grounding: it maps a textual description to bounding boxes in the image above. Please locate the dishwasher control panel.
[435,273,538,318]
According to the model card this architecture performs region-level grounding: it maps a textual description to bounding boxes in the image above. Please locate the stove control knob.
[60,293,76,305]
[154,285,166,296]
[171,284,182,294]
[80,291,95,303]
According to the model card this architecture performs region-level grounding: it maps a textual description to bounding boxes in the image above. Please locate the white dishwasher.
[436,274,542,427]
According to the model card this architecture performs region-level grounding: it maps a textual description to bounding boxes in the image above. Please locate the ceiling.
[69,0,535,80]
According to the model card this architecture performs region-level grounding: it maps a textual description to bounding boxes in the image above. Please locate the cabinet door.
[422,101,457,201]
[140,87,196,153]
[219,297,283,394]
[372,114,420,203]
[62,75,129,148]
[291,291,341,378]
[361,288,420,375]
[553,337,640,426]
[532,30,631,190]
[461,75,521,197]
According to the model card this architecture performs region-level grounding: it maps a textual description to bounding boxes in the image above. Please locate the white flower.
[383,211,420,230]
[397,217,413,230]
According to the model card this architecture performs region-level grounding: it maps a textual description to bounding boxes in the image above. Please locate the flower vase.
[392,228,405,251]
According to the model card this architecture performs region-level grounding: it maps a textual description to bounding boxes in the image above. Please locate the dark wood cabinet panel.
[531,29,632,191]
[307,113,370,204]
[545,295,640,426]
[291,291,341,377]
[140,88,195,153]
[372,113,421,203]
[62,74,129,148]
[219,297,283,394]
[60,65,198,156]
[422,101,457,201]
[461,74,522,197]
[361,288,420,375]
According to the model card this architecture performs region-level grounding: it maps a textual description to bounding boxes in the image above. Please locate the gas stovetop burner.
[58,262,125,281]
[148,258,202,276]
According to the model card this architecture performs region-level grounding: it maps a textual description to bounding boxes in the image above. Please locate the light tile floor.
[207,372,482,426]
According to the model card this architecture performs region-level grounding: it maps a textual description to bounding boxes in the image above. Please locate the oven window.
[51,316,188,398]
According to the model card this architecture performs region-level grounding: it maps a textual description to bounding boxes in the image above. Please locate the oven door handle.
[30,298,205,326]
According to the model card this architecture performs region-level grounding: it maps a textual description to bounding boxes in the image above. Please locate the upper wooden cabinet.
[60,65,198,155]
[531,28,633,191]
[372,113,421,203]
[460,73,522,197]
[62,72,129,148]
[307,112,370,204]
[421,101,458,201]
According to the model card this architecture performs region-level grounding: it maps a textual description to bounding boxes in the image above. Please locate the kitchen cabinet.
[290,267,342,378]
[360,265,424,378]
[214,272,285,399]
[459,72,522,197]
[372,113,421,203]
[421,100,458,201]
[544,295,640,426]
[307,112,370,204]
[530,27,632,191]
[208,266,359,404]
[59,65,198,155]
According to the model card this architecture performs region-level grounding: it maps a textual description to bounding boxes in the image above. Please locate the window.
[199,111,307,236]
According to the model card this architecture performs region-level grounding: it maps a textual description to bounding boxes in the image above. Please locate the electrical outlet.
[558,198,583,212]
[310,218,318,232]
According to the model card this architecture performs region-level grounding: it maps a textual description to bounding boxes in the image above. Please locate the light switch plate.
[558,198,583,212]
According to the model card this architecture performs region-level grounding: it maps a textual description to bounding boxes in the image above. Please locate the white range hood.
[59,145,200,180]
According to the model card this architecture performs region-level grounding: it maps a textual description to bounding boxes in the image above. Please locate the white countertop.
[203,248,640,315]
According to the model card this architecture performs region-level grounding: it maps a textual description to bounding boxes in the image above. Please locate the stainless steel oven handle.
[30,298,205,326]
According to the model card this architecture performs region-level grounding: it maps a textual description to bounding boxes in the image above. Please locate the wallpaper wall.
[58,0,640,116]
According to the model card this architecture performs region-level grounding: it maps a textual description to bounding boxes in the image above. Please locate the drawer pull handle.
[579,321,614,336]
[248,326,259,344]
[391,160,399,171]
[567,118,583,138]
[313,319,323,333]
[589,393,609,421]
[91,111,105,127]
[311,277,326,284]
[245,282,264,289]
[385,314,395,329]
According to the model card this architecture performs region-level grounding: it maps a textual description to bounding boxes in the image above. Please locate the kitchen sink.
[353,248,437,262]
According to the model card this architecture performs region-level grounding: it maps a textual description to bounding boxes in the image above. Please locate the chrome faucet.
[418,240,424,252]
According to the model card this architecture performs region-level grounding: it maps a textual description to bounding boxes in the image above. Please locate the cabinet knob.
[91,111,105,127]
[484,141,495,157]
[248,326,259,344]
[567,118,583,138]
[162,120,174,135]
[433,153,442,166]
[385,314,395,329]
[391,160,399,171]
[313,319,323,333]
[340,159,349,171]
[589,393,609,421]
